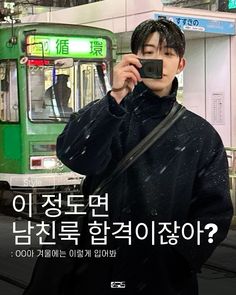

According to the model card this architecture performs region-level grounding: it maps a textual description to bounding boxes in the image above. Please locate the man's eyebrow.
[143,44,156,48]
[143,44,173,49]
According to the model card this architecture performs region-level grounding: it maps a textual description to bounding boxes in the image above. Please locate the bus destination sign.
[26,35,107,58]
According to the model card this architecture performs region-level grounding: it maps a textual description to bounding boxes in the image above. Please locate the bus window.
[27,62,75,122]
[27,60,111,121]
[78,62,111,108]
[0,61,18,122]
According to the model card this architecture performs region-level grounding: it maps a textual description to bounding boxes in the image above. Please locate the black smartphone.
[138,59,163,79]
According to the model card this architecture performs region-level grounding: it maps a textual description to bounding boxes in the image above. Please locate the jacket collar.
[125,77,178,119]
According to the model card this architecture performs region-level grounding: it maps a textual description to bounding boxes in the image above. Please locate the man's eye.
[165,51,174,56]
[144,51,153,55]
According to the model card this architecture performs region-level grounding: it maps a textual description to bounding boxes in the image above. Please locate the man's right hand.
[111,54,142,104]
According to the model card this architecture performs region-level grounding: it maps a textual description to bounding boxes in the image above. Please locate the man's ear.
[176,58,186,74]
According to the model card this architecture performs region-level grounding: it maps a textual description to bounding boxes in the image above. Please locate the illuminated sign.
[228,0,236,9]
[26,35,107,58]
[219,0,236,11]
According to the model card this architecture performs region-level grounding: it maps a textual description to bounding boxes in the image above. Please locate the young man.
[27,19,233,295]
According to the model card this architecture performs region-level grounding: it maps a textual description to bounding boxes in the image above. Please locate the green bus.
[0,22,116,212]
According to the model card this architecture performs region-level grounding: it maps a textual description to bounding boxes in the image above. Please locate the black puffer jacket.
[56,78,232,295]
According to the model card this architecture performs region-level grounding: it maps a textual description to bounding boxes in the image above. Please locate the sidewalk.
[206,228,236,272]
[198,226,236,295]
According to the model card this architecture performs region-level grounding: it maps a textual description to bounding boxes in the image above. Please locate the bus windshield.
[27,59,111,122]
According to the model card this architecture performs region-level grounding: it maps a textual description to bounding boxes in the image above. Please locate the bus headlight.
[43,157,57,169]
[30,156,58,170]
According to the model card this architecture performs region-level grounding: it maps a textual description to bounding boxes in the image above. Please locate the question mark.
[204,223,218,243]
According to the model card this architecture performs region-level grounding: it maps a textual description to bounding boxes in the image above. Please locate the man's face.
[137,32,185,97]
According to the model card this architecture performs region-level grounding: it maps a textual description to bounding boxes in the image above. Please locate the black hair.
[131,19,185,58]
